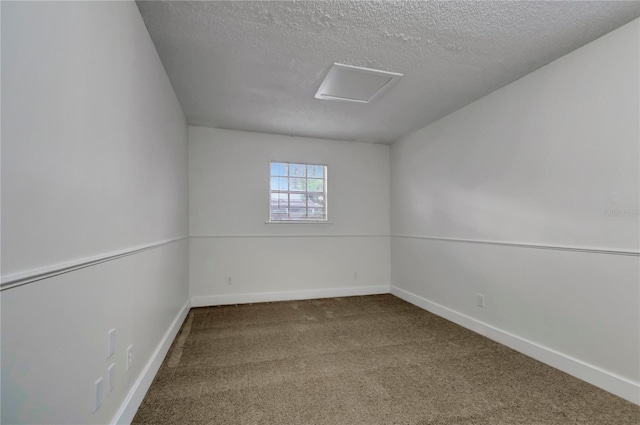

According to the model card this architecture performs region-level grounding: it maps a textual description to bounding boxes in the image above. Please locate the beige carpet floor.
[132,294,640,424]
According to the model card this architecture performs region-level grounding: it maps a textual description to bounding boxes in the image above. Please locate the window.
[269,162,327,222]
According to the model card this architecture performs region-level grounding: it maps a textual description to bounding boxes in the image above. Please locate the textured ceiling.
[137,1,639,144]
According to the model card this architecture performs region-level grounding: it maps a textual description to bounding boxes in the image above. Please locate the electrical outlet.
[477,293,485,308]
[226,276,233,285]
[94,377,103,413]
[126,345,133,370]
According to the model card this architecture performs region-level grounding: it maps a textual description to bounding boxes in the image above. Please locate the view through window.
[270,162,327,222]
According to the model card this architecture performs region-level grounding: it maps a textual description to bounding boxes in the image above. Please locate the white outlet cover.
[94,377,103,413]
[107,363,115,395]
[126,345,133,370]
[107,329,116,359]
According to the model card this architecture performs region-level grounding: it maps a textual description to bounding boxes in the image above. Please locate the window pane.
[270,163,287,176]
[270,192,288,207]
[307,193,324,207]
[307,165,324,178]
[269,161,327,222]
[270,192,278,202]
[271,211,288,221]
[270,191,288,218]
[307,178,323,192]
[290,178,306,191]
[282,177,290,190]
[307,208,325,219]
[271,177,288,190]
[290,193,305,207]
[290,207,306,218]
[271,177,289,190]
[289,164,306,177]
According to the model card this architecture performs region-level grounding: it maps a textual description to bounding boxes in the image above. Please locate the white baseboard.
[390,286,640,406]
[110,299,191,425]
[191,285,390,307]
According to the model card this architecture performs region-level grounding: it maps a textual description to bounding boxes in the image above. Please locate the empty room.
[1,1,639,424]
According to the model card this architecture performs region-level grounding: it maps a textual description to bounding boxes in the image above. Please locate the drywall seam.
[390,286,640,405]
[110,299,191,425]
[392,235,639,257]
[191,285,391,307]
[0,236,189,291]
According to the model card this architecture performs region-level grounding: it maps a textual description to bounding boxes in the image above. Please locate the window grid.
[269,162,327,222]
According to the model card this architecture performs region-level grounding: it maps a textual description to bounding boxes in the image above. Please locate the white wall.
[3,3,635,421]
[189,127,390,305]
[390,19,639,404]
[1,2,189,424]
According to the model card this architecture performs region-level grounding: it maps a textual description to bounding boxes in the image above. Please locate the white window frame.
[268,161,328,223]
